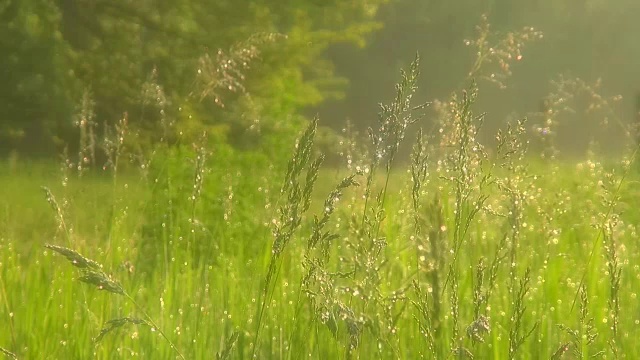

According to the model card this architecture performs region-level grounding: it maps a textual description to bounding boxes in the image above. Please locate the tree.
[0,0,388,156]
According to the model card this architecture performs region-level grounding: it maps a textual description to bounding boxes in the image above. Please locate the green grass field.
[2,77,639,359]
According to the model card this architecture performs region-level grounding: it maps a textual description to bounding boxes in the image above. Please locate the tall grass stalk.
[45,244,186,360]
[253,117,323,356]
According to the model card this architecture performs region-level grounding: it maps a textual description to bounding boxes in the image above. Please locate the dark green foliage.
[0,0,79,155]
[0,0,386,156]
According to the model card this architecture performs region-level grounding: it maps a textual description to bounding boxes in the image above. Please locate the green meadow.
[1,67,639,359]
[3,2,640,357]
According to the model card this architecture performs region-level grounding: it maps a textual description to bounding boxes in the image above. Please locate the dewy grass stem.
[570,144,640,313]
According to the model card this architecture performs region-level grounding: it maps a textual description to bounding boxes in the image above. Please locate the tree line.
[2,0,639,157]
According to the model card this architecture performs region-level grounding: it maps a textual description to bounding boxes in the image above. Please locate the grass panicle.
[557,285,605,358]
[194,33,283,107]
[216,331,240,360]
[253,116,323,356]
[45,243,185,360]
[508,268,538,359]
[0,347,17,360]
[45,244,124,295]
[93,317,151,343]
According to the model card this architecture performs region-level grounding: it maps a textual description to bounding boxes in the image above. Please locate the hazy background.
[2,0,639,158]
[318,0,640,155]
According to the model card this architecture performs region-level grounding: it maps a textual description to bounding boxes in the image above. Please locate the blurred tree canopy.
[3,0,639,157]
[0,0,386,156]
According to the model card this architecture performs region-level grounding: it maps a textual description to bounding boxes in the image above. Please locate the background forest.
[2,0,640,158]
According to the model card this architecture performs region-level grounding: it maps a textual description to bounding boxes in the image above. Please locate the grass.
[2,47,640,360]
